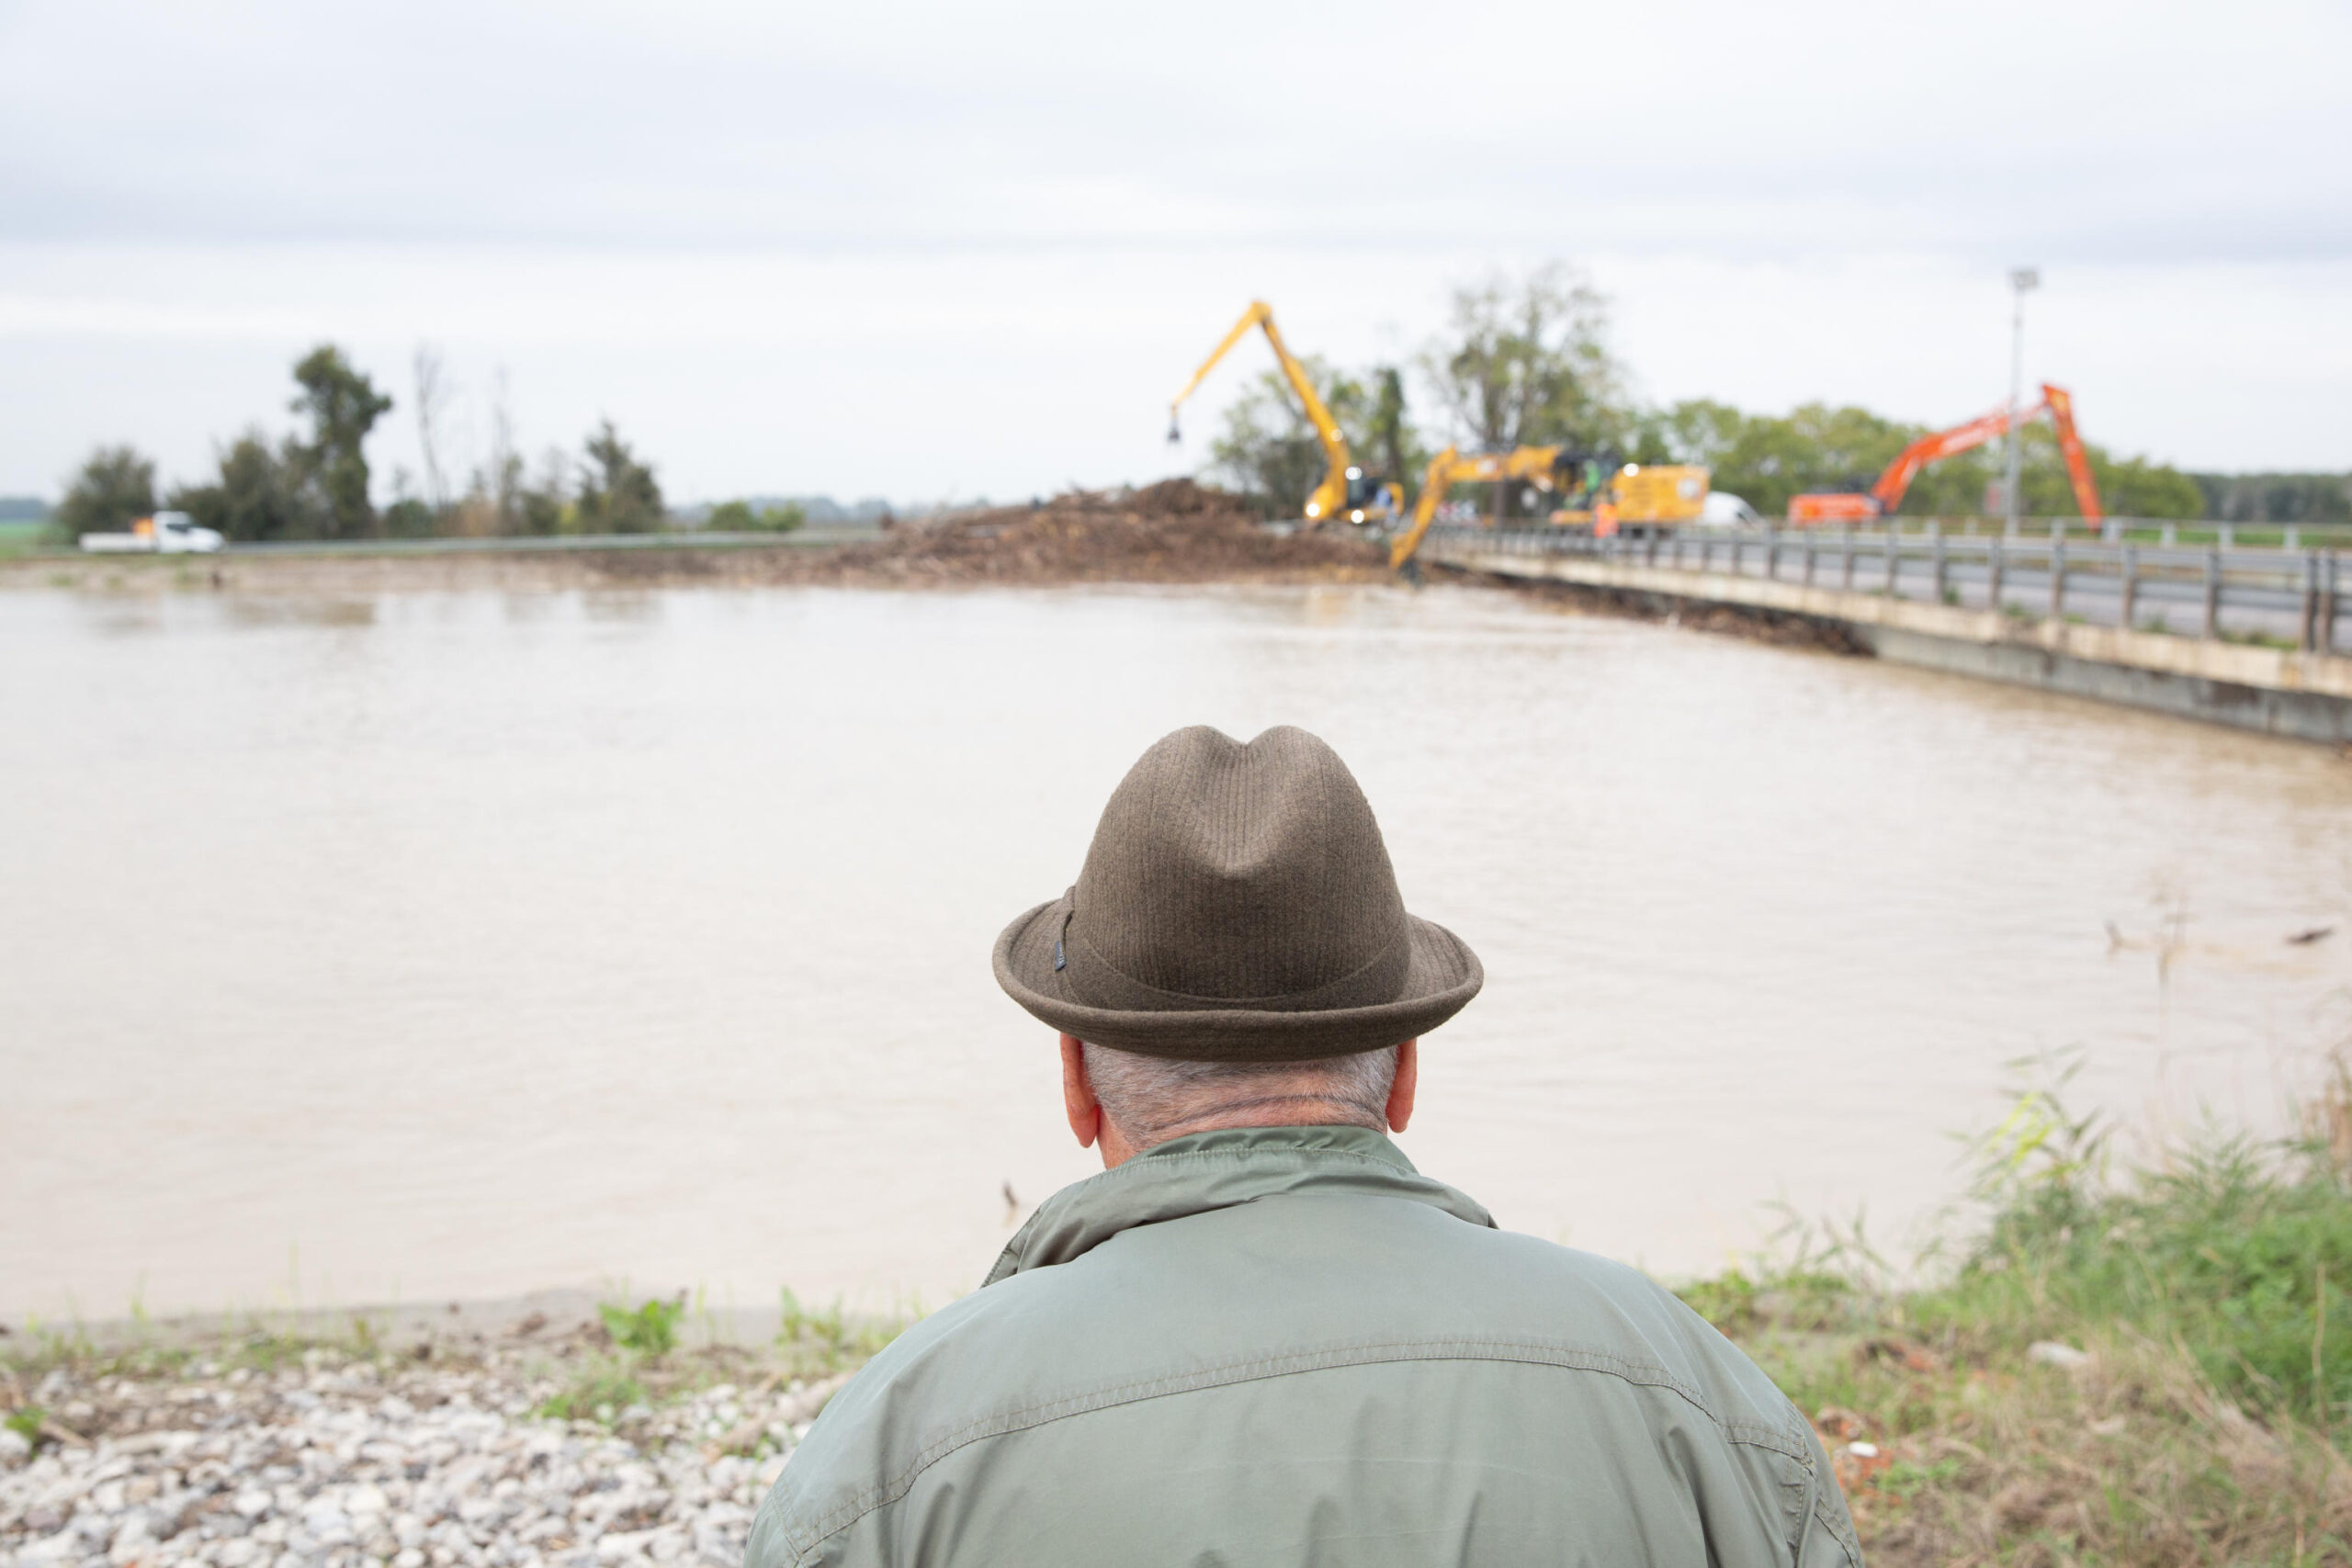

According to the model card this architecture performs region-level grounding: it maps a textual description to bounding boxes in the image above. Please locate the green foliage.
[776,1289,907,1376]
[4,1405,44,1445]
[1669,1065,2352,1562]
[1206,357,1362,519]
[381,497,436,538]
[2193,471,2352,525]
[707,499,806,533]
[1640,399,2206,521]
[1643,400,1915,518]
[599,1295,684,1355]
[168,430,318,543]
[1920,1122,2352,1428]
[55,446,157,539]
[288,345,393,539]
[576,420,665,533]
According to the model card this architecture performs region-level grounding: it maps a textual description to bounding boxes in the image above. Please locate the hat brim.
[992,896,1483,1062]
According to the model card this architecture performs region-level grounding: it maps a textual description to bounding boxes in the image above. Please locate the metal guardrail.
[1422,524,2345,655]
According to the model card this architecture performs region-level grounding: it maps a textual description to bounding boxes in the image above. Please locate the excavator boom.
[2041,384,2104,523]
[1388,445,1566,570]
[1169,301,1364,524]
[1867,382,2103,520]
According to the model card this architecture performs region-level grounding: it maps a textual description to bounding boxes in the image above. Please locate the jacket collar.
[986,1123,1495,1285]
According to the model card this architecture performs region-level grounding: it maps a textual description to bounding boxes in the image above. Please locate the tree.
[55,446,156,539]
[1422,263,1632,455]
[167,430,318,542]
[707,500,806,532]
[1644,397,2205,521]
[288,344,393,539]
[412,344,452,514]
[575,420,664,532]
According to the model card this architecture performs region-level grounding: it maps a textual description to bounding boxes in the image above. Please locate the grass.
[1680,1056,2352,1565]
[599,1293,684,1354]
[2,1294,917,1450]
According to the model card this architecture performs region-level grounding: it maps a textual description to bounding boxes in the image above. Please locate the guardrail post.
[2286,525,2301,551]
[2201,545,2221,638]
[2119,543,2138,632]
[2302,549,2323,652]
[2322,552,2338,657]
[1803,535,1817,586]
[1841,527,1856,590]
[2048,531,2066,619]
[1730,535,1743,578]
[1883,526,1899,595]
[2220,524,2235,549]
[1764,526,1779,581]
[1987,537,2005,615]
[1930,524,1948,604]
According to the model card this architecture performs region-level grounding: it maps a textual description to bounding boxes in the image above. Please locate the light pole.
[2004,266,2039,534]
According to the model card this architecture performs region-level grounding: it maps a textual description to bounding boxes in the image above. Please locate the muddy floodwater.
[6,581,2350,1322]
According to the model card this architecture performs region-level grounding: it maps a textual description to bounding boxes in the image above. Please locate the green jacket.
[748,1124,1861,1567]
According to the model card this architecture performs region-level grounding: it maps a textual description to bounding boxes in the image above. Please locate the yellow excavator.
[1388,449,1712,570]
[1168,300,1401,526]
[1387,446,1571,570]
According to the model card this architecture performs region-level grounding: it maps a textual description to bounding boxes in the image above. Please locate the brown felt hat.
[992,726,1481,1060]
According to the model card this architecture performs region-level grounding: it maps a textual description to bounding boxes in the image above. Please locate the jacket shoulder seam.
[778,1337,1810,1561]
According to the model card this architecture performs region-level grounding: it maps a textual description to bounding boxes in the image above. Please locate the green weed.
[534,1363,647,1426]
[599,1295,684,1355]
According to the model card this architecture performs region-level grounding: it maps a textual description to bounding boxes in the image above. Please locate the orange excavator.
[1788,383,2103,525]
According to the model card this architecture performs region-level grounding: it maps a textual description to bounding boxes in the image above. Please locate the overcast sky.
[4,0,2346,504]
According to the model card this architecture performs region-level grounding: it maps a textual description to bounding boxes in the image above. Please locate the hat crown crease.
[1075,726,1406,1003]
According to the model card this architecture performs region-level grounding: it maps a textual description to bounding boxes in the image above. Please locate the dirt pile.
[792,479,1387,587]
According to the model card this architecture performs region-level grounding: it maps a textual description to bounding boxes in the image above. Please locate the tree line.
[51,344,707,543]
[1209,263,2215,523]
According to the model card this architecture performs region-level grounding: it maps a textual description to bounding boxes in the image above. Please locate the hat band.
[1057,900,1413,1016]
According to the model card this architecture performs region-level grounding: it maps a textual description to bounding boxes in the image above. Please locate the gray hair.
[1080,1042,1399,1149]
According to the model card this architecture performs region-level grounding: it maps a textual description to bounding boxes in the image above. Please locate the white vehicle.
[1700,491,1764,528]
[79,511,225,554]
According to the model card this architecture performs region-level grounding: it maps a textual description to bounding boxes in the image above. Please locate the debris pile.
[792,479,1388,587]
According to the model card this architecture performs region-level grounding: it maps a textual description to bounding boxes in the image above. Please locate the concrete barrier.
[1435,546,2352,744]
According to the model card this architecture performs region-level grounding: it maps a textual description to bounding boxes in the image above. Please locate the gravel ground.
[0,1348,849,1568]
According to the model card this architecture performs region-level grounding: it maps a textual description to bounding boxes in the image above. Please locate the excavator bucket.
[1166,416,1182,446]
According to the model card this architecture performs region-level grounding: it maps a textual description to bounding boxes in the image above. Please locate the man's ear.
[1386,1040,1419,1134]
[1060,1034,1102,1150]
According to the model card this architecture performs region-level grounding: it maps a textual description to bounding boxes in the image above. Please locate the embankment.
[0,482,1390,596]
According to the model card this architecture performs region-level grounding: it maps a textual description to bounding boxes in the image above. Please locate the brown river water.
[5,581,2350,1323]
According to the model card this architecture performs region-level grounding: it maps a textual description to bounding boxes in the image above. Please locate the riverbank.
[12,1073,2352,1568]
[0,1297,875,1568]
[0,483,1389,597]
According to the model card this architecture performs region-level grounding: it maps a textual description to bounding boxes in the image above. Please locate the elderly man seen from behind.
[748,725,1861,1567]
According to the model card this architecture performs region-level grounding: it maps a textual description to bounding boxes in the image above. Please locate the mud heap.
[791,479,1387,587]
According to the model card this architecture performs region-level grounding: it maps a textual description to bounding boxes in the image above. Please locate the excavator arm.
[1389,446,1466,570]
[1869,382,2103,520]
[2040,384,2104,523]
[1388,446,1565,570]
[1170,301,1358,524]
